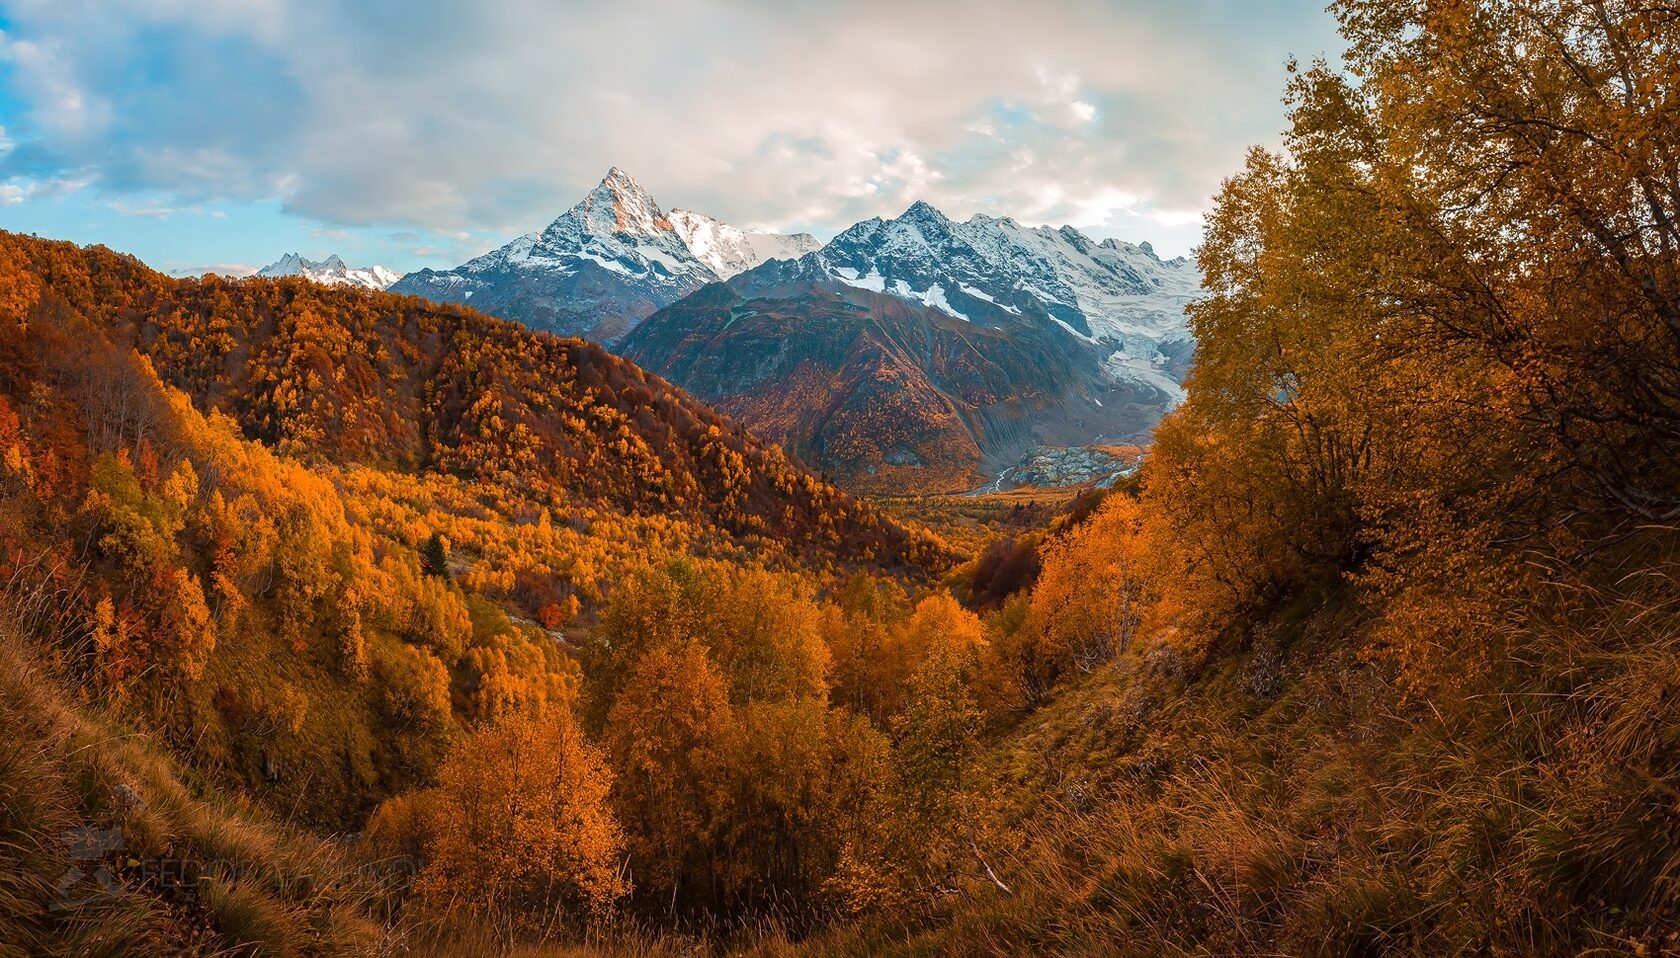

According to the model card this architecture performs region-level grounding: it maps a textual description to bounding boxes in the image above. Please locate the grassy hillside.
[0,601,390,957]
[747,1,1680,953]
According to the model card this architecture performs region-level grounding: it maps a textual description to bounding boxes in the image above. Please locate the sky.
[0,0,1343,278]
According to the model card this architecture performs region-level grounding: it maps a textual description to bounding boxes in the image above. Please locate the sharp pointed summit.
[554,167,672,239]
[903,199,947,220]
[391,169,830,342]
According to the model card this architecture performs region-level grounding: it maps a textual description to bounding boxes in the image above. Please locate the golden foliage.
[413,710,627,924]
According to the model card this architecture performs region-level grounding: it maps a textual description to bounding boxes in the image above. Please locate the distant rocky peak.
[256,253,399,290]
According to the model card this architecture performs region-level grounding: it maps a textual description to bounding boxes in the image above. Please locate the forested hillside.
[0,237,960,948]
[0,233,946,571]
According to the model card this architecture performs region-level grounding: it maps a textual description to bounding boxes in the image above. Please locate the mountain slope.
[258,252,401,290]
[623,203,1198,493]
[389,169,821,344]
[621,255,1168,493]
[1,231,946,571]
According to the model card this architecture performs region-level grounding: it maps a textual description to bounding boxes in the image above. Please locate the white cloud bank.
[0,0,1342,257]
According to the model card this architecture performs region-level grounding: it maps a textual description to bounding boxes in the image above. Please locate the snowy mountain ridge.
[669,209,822,279]
[257,253,401,290]
[807,201,1199,401]
[387,167,1197,407]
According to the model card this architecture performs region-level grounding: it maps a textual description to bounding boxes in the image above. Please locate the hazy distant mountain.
[390,169,819,343]
[257,253,401,290]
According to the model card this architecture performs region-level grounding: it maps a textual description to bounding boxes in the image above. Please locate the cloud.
[109,198,200,219]
[0,0,1342,254]
[168,262,259,278]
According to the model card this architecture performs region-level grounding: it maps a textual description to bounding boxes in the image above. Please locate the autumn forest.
[4,1,1680,955]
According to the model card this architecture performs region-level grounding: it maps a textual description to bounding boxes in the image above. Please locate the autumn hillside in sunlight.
[5,1,1680,956]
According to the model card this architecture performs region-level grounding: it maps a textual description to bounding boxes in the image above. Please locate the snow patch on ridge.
[670,208,821,279]
[833,267,888,293]
[919,283,968,322]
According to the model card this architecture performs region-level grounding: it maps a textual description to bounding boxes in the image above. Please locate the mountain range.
[311,169,1200,492]
[257,252,402,290]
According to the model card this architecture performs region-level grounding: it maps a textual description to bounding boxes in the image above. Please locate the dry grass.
[0,563,396,958]
[8,516,1680,956]
[759,550,1680,957]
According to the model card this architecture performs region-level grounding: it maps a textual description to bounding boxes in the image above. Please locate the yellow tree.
[1335,0,1680,523]
[836,634,986,911]
[162,568,216,682]
[703,566,830,705]
[417,710,628,927]
[603,640,733,905]
[1031,495,1151,675]
[706,698,890,917]
[823,574,911,726]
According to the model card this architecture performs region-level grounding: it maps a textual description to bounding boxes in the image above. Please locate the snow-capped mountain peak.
[804,200,1200,402]
[558,167,673,239]
[392,169,738,342]
[257,253,400,290]
[903,199,945,219]
[669,209,822,279]
[391,168,841,340]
